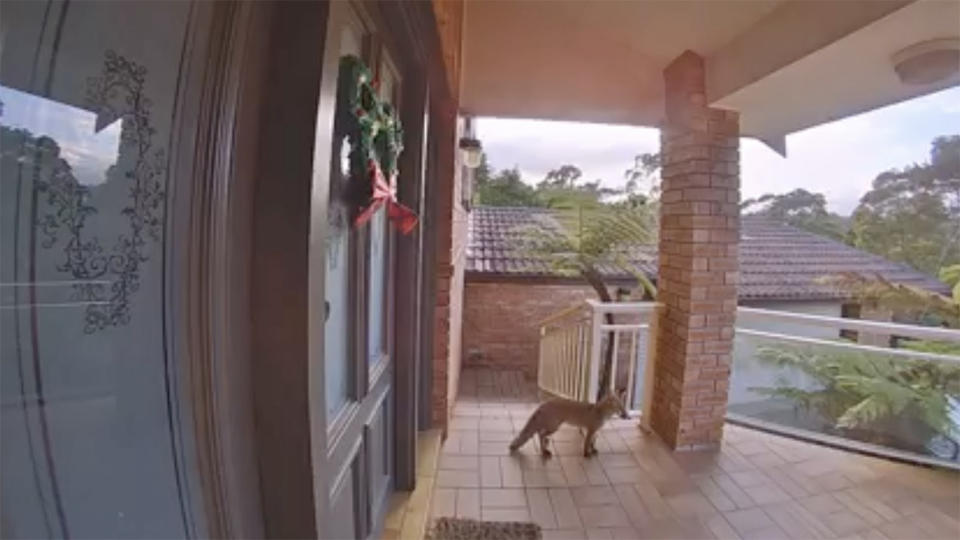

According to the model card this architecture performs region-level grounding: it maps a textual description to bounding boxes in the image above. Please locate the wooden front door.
[312,2,405,538]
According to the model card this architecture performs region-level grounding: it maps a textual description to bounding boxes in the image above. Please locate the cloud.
[476,87,960,215]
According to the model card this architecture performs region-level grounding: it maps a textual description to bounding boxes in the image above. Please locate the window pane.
[367,207,387,364]
[0,2,194,537]
[366,54,398,367]
[324,23,363,421]
[324,190,352,417]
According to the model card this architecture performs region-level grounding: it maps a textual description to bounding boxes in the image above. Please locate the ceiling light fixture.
[891,38,960,86]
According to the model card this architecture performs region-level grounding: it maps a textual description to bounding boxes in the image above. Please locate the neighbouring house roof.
[465,206,950,302]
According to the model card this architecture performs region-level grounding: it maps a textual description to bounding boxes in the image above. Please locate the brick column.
[650,51,740,450]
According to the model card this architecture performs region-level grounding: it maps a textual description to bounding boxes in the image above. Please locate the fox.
[509,391,627,458]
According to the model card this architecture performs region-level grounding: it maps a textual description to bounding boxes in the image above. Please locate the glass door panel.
[0,2,196,537]
[365,54,399,370]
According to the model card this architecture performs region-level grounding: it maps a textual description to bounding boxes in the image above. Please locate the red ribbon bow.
[354,159,418,235]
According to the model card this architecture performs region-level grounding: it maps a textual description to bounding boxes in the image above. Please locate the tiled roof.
[465,206,950,301]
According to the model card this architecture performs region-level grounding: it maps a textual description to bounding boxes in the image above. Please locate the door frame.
[246,2,329,538]
[375,0,454,489]
[166,1,277,537]
[375,0,433,492]
[309,2,422,536]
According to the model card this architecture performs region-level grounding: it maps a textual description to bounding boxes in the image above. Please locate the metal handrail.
[585,299,658,314]
[599,323,650,331]
[739,328,960,364]
[738,306,960,343]
[538,301,588,327]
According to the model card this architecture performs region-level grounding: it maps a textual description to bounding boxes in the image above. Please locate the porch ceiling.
[712,0,960,141]
[460,0,959,143]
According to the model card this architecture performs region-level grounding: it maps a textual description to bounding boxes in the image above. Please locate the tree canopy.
[472,154,542,207]
[474,151,660,208]
[624,152,661,202]
[538,164,583,190]
[850,135,960,275]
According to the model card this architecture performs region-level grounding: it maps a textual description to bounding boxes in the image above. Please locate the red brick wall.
[462,281,603,379]
[430,111,468,431]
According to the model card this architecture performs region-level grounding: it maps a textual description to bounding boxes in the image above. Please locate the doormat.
[427,517,542,540]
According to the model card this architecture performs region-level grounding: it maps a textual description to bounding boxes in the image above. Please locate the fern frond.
[753,343,960,439]
[836,395,889,429]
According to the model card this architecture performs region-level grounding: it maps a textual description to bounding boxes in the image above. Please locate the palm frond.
[510,192,657,290]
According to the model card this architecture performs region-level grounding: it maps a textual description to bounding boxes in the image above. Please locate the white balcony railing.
[537,300,960,467]
[537,303,592,403]
[537,300,659,421]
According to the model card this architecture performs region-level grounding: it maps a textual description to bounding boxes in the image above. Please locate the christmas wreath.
[337,55,418,234]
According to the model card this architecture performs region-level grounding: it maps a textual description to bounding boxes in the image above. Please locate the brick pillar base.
[650,51,740,450]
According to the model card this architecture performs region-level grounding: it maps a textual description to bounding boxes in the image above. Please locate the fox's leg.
[537,431,552,457]
[539,425,561,458]
[617,388,630,419]
[583,427,598,457]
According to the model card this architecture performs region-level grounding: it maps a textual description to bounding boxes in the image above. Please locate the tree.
[623,152,661,203]
[536,165,618,204]
[851,135,960,275]
[538,164,583,190]
[475,154,653,208]
[516,191,657,400]
[473,153,543,207]
[473,152,494,188]
[742,188,848,241]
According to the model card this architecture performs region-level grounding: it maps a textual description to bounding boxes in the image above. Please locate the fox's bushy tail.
[509,410,540,451]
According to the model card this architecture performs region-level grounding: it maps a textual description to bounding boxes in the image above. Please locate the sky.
[476,86,960,216]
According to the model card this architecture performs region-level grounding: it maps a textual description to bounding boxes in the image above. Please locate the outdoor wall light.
[892,38,960,86]
[459,137,483,169]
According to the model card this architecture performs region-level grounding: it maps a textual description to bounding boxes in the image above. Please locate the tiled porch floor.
[430,369,960,539]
